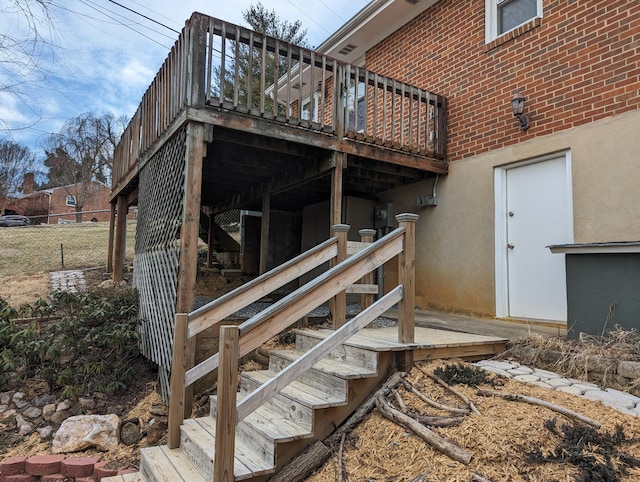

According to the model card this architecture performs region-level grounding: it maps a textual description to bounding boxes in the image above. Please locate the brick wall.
[48,182,112,223]
[366,0,640,161]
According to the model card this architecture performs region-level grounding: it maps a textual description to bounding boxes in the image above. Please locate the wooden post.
[176,122,206,417]
[359,229,376,311]
[329,151,345,226]
[396,213,419,344]
[331,224,349,329]
[214,325,239,482]
[113,195,128,282]
[168,313,189,449]
[106,202,116,274]
[259,193,270,275]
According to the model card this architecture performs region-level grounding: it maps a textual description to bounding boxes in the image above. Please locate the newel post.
[168,313,189,449]
[396,213,419,344]
[331,224,350,329]
[359,229,377,311]
[214,325,239,482]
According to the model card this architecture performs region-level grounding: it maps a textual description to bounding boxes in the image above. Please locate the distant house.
[5,174,129,223]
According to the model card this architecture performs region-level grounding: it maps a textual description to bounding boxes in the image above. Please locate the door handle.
[507,243,515,249]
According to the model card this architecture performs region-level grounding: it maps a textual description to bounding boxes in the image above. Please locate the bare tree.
[0,0,56,132]
[0,138,38,214]
[44,112,121,222]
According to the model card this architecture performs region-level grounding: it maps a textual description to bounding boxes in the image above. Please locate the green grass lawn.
[0,221,136,277]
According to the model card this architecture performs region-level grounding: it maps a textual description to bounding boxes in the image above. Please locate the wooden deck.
[298,326,507,361]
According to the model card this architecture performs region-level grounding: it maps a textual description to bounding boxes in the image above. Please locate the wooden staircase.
[106,329,393,481]
[105,215,420,482]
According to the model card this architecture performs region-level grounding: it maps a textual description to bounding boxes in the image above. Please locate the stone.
[2,474,37,481]
[43,403,56,422]
[532,380,552,390]
[145,419,167,445]
[506,366,534,375]
[0,455,28,476]
[545,378,572,388]
[513,374,541,383]
[1,408,17,421]
[0,391,13,405]
[574,355,617,374]
[556,385,584,396]
[479,367,512,378]
[538,350,563,364]
[12,392,28,409]
[25,455,65,476]
[50,410,72,425]
[475,360,516,371]
[605,388,640,405]
[120,421,141,445]
[572,383,600,392]
[583,390,636,411]
[0,403,8,412]
[149,403,168,417]
[22,406,42,419]
[60,456,100,478]
[56,400,73,412]
[618,360,640,380]
[16,414,34,436]
[38,425,54,439]
[531,368,560,379]
[78,397,96,410]
[34,395,56,408]
[52,414,120,453]
[93,460,119,479]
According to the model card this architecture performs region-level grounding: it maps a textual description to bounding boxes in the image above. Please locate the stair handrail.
[236,285,403,422]
[168,236,338,447]
[213,213,417,480]
[185,223,406,388]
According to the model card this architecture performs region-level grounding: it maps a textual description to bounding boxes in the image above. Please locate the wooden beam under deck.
[186,107,448,174]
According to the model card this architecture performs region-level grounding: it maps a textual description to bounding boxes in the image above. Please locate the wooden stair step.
[242,369,348,409]
[139,445,206,482]
[270,348,378,379]
[295,329,380,371]
[238,376,313,430]
[179,418,254,480]
[301,327,413,351]
[197,417,275,477]
[210,394,314,443]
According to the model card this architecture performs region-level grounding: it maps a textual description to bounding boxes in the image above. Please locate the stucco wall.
[381,109,640,316]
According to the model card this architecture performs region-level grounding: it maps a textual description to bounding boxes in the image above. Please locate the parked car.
[0,215,30,227]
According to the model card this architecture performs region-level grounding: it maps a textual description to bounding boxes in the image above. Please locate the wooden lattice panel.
[134,126,187,399]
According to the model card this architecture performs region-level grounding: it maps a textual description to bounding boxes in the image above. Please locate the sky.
[0,0,370,159]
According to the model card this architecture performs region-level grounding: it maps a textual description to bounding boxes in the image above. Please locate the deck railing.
[112,12,447,191]
[167,213,418,480]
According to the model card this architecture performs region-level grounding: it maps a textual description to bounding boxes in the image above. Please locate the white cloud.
[1,0,369,155]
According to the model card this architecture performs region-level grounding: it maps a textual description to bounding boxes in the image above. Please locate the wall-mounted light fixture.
[511,91,531,131]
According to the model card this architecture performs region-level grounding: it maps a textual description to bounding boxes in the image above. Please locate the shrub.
[0,286,141,397]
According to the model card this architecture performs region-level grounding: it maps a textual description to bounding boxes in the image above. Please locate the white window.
[66,195,76,207]
[486,0,542,43]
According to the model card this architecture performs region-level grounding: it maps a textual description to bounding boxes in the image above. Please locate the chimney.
[23,173,35,195]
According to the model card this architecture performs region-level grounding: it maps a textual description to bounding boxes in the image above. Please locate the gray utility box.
[549,242,640,339]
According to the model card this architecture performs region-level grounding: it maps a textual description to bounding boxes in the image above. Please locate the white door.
[497,154,573,321]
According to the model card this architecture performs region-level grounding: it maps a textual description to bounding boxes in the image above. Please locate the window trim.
[485,0,542,44]
[66,195,76,207]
